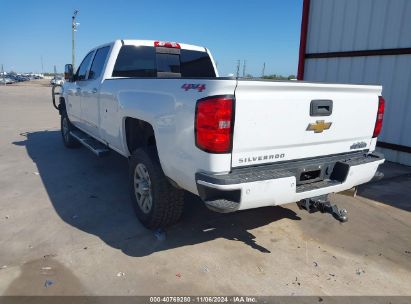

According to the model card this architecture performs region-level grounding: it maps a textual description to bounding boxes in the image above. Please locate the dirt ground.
[0,80,410,296]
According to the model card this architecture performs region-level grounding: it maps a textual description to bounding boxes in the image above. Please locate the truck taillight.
[373,96,385,138]
[154,41,181,49]
[195,96,234,153]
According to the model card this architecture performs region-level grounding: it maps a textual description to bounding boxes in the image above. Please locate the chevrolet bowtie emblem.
[307,120,332,133]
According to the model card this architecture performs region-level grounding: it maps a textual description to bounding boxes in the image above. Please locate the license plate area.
[296,165,326,185]
[296,160,351,185]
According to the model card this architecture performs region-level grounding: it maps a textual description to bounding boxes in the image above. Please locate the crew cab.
[55,39,385,228]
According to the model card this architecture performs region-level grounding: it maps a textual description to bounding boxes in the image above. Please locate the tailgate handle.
[310,100,333,116]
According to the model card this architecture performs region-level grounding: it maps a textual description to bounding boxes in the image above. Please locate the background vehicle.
[8,74,28,82]
[1,77,15,84]
[50,77,64,85]
[55,39,385,229]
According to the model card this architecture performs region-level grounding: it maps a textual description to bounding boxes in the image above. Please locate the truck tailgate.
[231,80,382,168]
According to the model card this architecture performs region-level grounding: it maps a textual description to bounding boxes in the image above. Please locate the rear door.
[67,51,94,129]
[80,46,110,138]
[231,80,382,168]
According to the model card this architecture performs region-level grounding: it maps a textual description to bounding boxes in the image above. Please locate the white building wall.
[302,0,411,165]
[306,0,411,53]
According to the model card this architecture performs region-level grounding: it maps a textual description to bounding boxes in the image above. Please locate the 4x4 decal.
[181,83,206,92]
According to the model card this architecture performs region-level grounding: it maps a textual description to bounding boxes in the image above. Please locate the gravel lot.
[0,80,410,296]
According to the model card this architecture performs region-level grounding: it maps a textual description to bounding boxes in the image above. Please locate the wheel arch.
[124,117,157,156]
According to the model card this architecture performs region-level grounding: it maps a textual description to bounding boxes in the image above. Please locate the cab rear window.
[112,46,156,77]
[180,49,216,77]
[157,53,180,74]
[112,45,216,78]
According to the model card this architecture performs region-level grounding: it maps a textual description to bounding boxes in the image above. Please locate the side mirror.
[64,64,74,82]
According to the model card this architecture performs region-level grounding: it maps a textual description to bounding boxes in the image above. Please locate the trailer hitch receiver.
[297,195,348,222]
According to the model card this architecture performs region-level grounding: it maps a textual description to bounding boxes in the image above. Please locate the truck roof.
[92,40,207,53]
[123,40,207,52]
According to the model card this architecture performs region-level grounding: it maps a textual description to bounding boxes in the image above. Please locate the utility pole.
[54,65,57,79]
[41,56,44,76]
[72,10,79,70]
[236,60,241,78]
[1,64,5,86]
[242,60,246,78]
[262,62,266,78]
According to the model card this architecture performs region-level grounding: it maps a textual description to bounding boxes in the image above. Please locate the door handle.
[91,88,98,94]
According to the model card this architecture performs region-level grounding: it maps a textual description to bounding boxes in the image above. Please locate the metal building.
[297,0,411,165]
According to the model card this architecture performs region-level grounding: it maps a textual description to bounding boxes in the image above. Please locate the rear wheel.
[129,148,184,229]
[61,113,80,148]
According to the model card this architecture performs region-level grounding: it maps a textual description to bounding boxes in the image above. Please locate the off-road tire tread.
[129,148,184,229]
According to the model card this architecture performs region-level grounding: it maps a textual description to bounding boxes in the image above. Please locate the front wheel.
[61,113,80,148]
[129,148,184,229]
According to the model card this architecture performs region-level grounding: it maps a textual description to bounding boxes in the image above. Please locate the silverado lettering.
[238,154,285,164]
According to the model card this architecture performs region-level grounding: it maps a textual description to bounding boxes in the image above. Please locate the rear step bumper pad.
[196,152,384,212]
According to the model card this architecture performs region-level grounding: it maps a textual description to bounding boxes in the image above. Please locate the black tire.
[129,148,184,229]
[61,112,80,148]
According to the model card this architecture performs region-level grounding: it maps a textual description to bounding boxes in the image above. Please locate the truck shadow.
[357,172,411,212]
[13,130,300,257]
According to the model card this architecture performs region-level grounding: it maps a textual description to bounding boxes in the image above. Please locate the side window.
[112,46,156,77]
[89,46,110,80]
[75,51,94,81]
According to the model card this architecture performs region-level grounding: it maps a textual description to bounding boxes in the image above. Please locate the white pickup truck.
[54,39,385,229]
